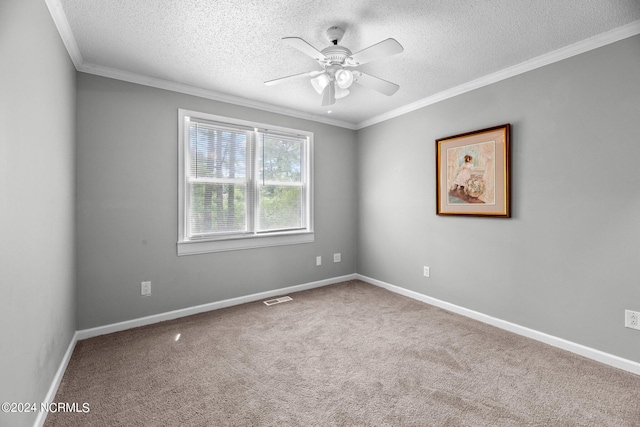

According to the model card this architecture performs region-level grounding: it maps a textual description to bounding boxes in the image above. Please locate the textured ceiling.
[50,0,640,128]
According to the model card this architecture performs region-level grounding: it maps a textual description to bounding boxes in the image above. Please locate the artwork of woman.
[437,125,508,216]
[452,154,473,190]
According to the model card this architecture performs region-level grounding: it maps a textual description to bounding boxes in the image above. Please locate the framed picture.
[436,124,510,217]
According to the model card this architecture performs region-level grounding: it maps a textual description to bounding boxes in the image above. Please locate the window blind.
[183,115,310,241]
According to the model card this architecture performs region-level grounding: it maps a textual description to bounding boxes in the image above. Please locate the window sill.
[177,231,314,256]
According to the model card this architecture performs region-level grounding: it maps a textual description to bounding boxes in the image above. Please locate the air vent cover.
[263,296,293,306]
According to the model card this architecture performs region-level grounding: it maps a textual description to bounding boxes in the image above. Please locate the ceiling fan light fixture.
[334,85,350,99]
[267,27,403,107]
[310,73,330,94]
[335,69,354,89]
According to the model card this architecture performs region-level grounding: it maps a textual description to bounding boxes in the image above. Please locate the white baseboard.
[34,331,78,427]
[357,274,640,376]
[39,274,355,426]
[77,274,357,340]
[41,272,638,427]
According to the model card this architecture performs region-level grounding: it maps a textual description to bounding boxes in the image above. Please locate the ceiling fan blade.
[353,71,400,96]
[264,70,322,86]
[321,82,335,106]
[347,38,404,66]
[283,37,328,63]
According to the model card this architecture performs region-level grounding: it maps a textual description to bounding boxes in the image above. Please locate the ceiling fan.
[265,26,404,106]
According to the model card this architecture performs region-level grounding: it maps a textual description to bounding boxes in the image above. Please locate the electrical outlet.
[625,310,640,330]
[316,256,322,266]
[141,281,151,296]
[333,253,341,263]
[423,266,430,277]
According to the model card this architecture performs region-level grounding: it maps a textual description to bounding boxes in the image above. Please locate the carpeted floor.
[46,280,640,426]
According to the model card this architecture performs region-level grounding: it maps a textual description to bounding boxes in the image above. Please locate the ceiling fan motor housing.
[320,45,353,65]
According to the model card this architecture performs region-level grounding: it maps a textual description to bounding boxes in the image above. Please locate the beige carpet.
[46,280,640,426]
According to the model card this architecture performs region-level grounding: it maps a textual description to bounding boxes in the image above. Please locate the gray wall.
[0,1,77,426]
[357,35,640,363]
[75,74,358,329]
[2,6,636,424]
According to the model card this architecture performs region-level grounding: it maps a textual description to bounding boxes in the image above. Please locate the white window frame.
[177,109,314,255]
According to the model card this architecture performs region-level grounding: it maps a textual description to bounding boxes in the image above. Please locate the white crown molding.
[44,0,83,67]
[44,1,356,130]
[78,63,357,130]
[45,0,638,132]
[356,19,640,129]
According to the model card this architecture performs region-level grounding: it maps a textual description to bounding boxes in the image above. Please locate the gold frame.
[436,124,510,217]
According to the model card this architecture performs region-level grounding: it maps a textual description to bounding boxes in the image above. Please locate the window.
[177,109,313,255]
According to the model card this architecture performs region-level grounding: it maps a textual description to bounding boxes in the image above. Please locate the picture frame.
[436,124,510,217]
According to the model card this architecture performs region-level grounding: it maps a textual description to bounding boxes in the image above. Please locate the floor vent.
[263,296,293,306]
